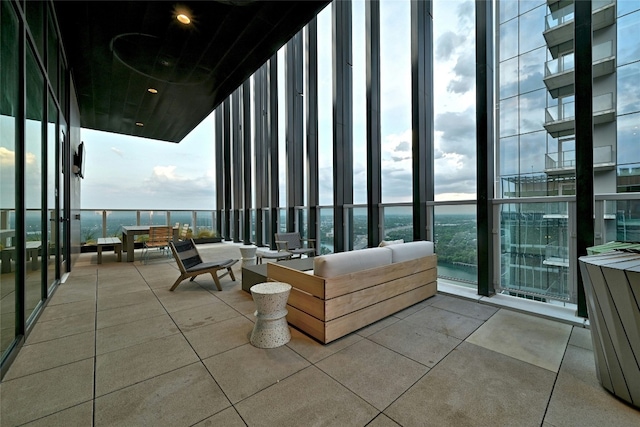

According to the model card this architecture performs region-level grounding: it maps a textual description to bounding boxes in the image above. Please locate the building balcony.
[543,93,615,137]
[545,144,615,175]
[544,41,616,94]
[544,0,615,52]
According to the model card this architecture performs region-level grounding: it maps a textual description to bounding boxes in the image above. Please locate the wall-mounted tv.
[73,141,86,178]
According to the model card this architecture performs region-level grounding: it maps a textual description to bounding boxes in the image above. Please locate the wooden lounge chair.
[275,232,316,259]
[169,239,238,291]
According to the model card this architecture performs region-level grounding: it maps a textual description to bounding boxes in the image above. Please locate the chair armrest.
[302,238,316,248]
[275,240,290,251]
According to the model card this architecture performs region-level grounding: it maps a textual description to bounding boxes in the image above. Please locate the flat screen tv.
[73,141,86,178]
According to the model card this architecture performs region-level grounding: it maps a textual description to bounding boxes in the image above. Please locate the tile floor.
[1,243,639,426]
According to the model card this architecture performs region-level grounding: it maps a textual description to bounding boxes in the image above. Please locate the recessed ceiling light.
[177,14,191,24]
[135,122,144,127]
[148,88,158,94]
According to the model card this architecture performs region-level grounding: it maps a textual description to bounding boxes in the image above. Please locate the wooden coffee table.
[241,257,314,292]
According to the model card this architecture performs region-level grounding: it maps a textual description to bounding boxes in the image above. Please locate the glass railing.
[381,204,413,242]
[545,92,613,123]
[595,194,640,244]
[545,3,574,30]
[545,0,613,30]
[545,145,613,170]
[497,199,572,303]
[544,42,613,77]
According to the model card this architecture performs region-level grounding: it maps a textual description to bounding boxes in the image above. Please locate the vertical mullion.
[223,98,232,241]
[476,0,495,297]
[268,55,279,249]
[366,0,381,247]
[574,0,593,317]
[215,107,223,236]
[286,32,304,232]
[306,19,319,244]
[243,80,252,244]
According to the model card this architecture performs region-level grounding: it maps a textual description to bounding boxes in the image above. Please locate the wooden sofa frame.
[267,254,437,343]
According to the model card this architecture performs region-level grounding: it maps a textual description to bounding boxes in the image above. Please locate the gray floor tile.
[95,363,230,427]
[368,413,402,427]
[355,315,401,337]
[21,402,93,427]
[385,341,555,427]
[96,313,179,355]
[0,359,94,426]
[316,339,428,410]
[544,344,640,427]
[47,283,97,306]
[37,299,96,322]
[192,407,247,427]
[286,326,363,364]
[95,333,198,396]
[4,331,95,380]
[153,287,220,313]
[214,288,256,317]
[96,288,158,311]
[235,366,378,427]
[96,299,167,329]
[466,309,572,372]
[404,305,485,340]
[568,325,593,350]
[170,300,241,332]
[26,311,96,345]
[368,319,461,367]
[183,315,254,359]
[430,294,499,320]
[392,296,438,319]
[203,343,310,403]
[96,280,151,297]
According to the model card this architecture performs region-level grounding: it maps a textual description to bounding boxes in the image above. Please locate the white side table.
[239,244,257,267]
[250,282,292,348]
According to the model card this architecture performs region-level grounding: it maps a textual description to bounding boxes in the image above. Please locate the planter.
[193,237,222,244]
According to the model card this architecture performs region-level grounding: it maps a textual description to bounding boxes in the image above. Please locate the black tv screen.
[74,141,86,178]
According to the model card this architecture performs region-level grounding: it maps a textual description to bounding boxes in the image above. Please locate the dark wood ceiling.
[53,0,330,143]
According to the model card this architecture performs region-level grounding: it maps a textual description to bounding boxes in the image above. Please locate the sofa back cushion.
[314,247,392,278]
[386,240,434,263]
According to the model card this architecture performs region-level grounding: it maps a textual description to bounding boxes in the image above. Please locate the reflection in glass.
[617,63,640,115]
[518,4,545,54]
[25,47,45,323]
[500,97,518,137]
[500,136,519,177]
[500,19,518,61]
[47,94,58,292]
[617,11,640,66]
[500,57,518,99]
[0,0,19,359]
[519,89,545,133]
[519,131,546,174]
[617,113,640,166]
[499,0,518,24]
[519,47,545,94]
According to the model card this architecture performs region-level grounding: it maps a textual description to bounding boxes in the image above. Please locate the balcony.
[544,93,616,137]
[544,41,616,94]
[545,144,615,175]
[543,0,615,51]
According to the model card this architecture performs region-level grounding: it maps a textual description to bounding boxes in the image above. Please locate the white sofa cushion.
[386,240,434,263]
[313,247,392,278]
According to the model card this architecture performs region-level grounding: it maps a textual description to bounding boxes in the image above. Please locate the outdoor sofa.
[267,240,437,343]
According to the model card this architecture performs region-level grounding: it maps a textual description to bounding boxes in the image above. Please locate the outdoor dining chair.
[143,225,173,264]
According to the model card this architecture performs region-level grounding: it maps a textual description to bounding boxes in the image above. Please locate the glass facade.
[1,0,69,373]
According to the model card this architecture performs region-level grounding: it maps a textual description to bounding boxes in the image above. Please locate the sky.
[80,0,477,210]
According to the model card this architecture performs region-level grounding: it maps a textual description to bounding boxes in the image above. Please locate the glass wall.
[0,0,19,361]
[25,46,45,322]
[317,6,333,206]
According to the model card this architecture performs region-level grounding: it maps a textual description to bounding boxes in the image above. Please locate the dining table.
[121,225,179,262]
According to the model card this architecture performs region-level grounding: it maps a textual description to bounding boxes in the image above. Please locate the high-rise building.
[496,0,640,303]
